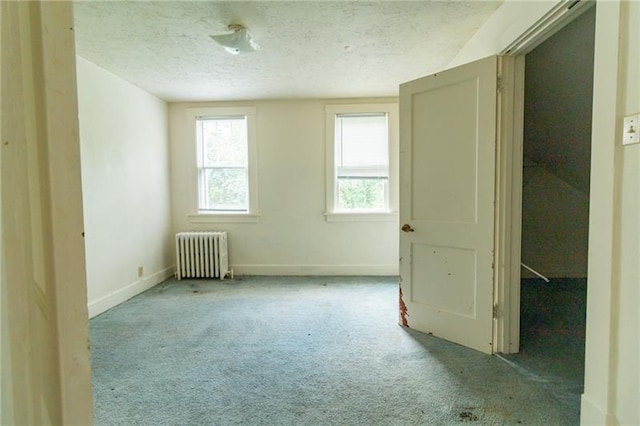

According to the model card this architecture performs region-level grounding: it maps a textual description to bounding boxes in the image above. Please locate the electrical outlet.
[622,113,640,145]
[138,266,144,277]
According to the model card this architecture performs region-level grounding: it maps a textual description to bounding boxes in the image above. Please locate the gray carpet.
[501,279,586,420]
[91,276,577,425]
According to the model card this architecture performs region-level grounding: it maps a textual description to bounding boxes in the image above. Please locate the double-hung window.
[335,113,389,210]
[190,107,258,222]
[325,103,398,221]
[197,116,248,211]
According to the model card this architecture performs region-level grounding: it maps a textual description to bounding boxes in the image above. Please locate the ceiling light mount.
[210,24,260,55]
[227,24,245,32]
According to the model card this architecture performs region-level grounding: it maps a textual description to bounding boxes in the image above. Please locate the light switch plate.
[623,113,640,145]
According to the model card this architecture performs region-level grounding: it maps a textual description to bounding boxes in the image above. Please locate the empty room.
[1,1,638,425]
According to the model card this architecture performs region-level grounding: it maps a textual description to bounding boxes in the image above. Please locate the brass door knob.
[401,224,415,233]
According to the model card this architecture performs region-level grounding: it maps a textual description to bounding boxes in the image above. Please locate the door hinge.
[493,304,499,318]
[497,76,503,93]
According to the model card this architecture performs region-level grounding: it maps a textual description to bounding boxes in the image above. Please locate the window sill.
[188,213,260,224]
[324,211,398,222]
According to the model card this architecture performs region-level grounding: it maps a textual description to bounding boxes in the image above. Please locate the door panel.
[411,77,479,223]
[399,56,497,354]
[411,244,477,317]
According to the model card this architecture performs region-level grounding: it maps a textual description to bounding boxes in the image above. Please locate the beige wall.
[169,99,399,276]
[76,57,174,318]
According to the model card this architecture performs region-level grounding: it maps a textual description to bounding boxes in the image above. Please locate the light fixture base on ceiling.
[210,24,260,55]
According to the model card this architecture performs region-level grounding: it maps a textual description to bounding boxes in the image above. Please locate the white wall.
[76,57,174,318]
[451,0,638,423]
[170,99,399,276]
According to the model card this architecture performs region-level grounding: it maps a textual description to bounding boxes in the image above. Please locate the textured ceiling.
[73,1,503,102]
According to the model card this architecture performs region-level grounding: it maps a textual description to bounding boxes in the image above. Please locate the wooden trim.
[493,55,525,354]
[581,1,623,421]
[501,0,595,56]
[37,2,94,423]
[508,57,526,355]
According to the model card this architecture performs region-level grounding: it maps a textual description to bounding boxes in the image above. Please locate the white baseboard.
[580,394,613,425]
[88,266,175,318]
[231,264,399,276]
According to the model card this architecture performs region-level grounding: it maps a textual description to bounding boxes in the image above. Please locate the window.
[335,113,389,210]
[188,107,258,222]
[325,103,398,221]
[197,116,248,211]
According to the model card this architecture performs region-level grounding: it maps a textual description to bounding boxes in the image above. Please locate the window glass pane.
[337,115,388,168]
[200,118,247,167]
[337,178,387,210]
[202,168,248,211]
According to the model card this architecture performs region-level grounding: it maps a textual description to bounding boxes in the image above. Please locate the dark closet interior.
[506,6,596,421]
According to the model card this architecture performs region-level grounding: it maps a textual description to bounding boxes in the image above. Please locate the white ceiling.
[72,1,503,102]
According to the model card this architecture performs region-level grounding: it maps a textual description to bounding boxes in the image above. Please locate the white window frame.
[186,106,259,223]
[325,103,399,222]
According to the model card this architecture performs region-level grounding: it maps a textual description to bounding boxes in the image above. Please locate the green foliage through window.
[198,116,249,211]
[204,168,248,211]
[338,179,387,210]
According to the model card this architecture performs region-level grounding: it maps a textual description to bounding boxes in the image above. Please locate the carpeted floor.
[90,276,579,425]
[500,278,586,421]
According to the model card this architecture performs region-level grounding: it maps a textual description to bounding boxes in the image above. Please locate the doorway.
[505,6,596,419]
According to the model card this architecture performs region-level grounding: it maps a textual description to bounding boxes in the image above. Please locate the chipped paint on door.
[399,282,409,327]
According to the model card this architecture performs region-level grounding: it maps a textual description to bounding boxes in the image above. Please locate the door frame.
[1,1,93,423]
[493,0,595,354]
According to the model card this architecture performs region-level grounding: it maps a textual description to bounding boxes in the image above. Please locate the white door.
[399,56,498,354]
